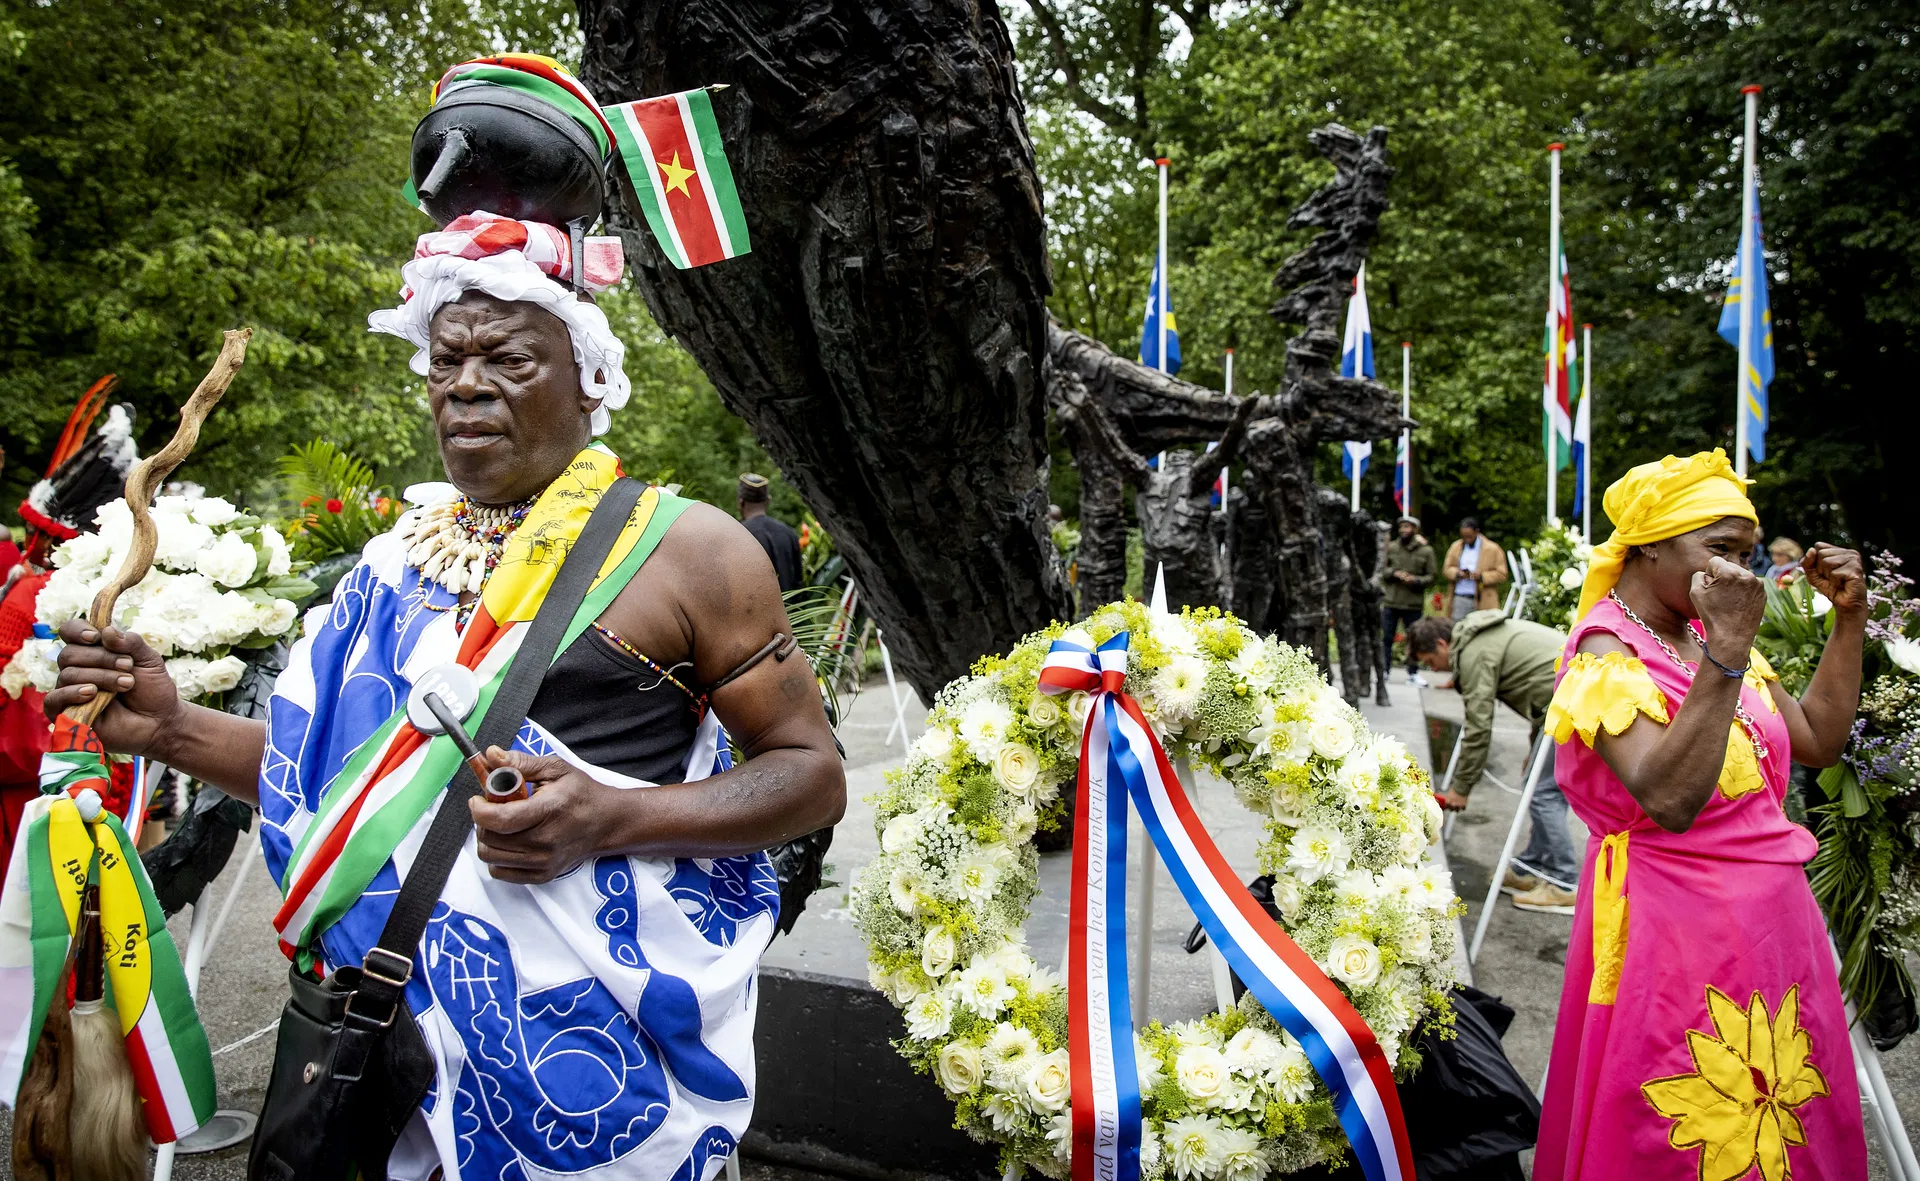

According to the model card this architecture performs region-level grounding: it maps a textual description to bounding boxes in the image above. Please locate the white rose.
[1307,715,1357,761]
[1559,563,1586,591]
[921,924,958,978]
[198,654,247,694]
[1398,825,1427,864]
[195,531,257,587]
[1270,874,1305,922]
[992,742,1042,796]
[881,812,923,855]
[1284,824,1351,884]
[1174,1044,1229,1103]
[905,989,954,1040]
[912,725,956,765]
[1026,693,1063,729]
[93,499,134,555]
[1325,933,1383,988]
[55,531,111,572]
[935,1041,984,1095]
[166,656,208,700]
[1024,1049,1071,1113]
[190,497,241,527]
[258,597,299,638]
[1066,691,1093,729]
[260,525,292,577]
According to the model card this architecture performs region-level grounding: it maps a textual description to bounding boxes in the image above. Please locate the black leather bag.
[248,478,645,1181]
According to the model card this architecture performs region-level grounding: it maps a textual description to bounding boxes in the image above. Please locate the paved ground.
[4,667,1915,1180]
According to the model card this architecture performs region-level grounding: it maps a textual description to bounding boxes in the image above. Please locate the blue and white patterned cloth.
[259,512,779,1181]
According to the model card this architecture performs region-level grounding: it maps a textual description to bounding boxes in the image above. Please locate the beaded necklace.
[1608,589,1770,761]
[592,622,707,718]
[398,496,535,627]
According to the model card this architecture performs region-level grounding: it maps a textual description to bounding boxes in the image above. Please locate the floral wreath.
[852,601,1460,1180]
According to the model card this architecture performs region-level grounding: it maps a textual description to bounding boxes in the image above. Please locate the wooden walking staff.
[11,329,251,1181]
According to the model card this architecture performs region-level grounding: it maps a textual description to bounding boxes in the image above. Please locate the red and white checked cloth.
[411,211,624,293]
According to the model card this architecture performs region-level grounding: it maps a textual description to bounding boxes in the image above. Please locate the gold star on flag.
[656,151,696,197]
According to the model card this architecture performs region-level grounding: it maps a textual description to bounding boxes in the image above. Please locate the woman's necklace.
[1608,589,1769,760]
[397,496,535,624]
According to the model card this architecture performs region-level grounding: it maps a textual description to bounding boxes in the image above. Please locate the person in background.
[1748,520,1772,575]
[739,472,803,592]
[1408,612,1579,913]
[1378,515,1436,687]
[1442,517,1508,620]
[1766,536,1804,583]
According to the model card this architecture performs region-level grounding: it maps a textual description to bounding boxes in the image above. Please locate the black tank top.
[525,627,702,784]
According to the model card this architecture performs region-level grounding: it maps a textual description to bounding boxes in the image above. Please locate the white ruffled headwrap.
[368,211,631,435]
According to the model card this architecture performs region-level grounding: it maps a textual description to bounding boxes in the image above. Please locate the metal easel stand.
[153,842,262,1180]
[1829,934,1920,1181]
[1467,732,1552,965]
[878,629,915,753]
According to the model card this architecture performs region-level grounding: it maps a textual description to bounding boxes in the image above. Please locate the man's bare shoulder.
[653,500,781,604]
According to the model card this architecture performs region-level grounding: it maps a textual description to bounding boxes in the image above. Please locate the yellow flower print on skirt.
[1642,984,1830,1181]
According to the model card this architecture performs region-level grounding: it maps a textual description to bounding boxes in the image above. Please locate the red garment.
[0,540,21,589]
[0,572,50,884]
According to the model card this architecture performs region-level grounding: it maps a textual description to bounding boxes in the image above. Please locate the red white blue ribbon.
[1041,631,1413,1181]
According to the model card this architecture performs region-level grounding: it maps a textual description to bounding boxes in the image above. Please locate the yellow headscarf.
[1575,448,1758,622]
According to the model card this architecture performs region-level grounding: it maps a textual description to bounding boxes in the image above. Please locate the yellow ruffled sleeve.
[1745,647,1781,713]
[1546,651,1671,748]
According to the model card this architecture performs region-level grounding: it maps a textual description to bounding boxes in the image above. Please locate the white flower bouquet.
[2,496,316,704]
[852,600,1460,1179]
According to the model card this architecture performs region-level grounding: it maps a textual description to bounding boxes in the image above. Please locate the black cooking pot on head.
[409,83,608,229]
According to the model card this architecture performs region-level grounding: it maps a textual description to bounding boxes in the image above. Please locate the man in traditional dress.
[47,207,847,1177]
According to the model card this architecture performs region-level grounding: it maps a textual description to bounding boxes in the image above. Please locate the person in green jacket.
[1408,611,1578,913]
[1377,516,1436,687]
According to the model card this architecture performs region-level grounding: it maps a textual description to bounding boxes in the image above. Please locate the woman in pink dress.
[1534,450,1868,1181]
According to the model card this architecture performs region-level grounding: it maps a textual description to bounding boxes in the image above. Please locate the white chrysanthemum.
[257,597,299,639]
[1216,1124,1267,1181]
[936,1041,984,1094]
[1228,640,1275,688]
[189,496,241,527]
[1140,1126,1165,1177]
[984,1023,1043,1085]
[1270,1036,1314,1104]
[155,516,217,572]
[1222,1027,1282,1077]
[1284,825,1351,884]
[1026,964,1063,997]
[889,864,927,915]
[1046,1112,1073,1163]
[260,525,293,577]
[1027,692,1063,729]
[1024,1049,1071,1113]
[1136,1042,1165,1093]
[958,697,1016,761]
[1307,715,1357,761]
[1398,916,1434,962]
[992,741,1042,798]
[1154,654,1209,719]
[1331,869,1382,913]
[1421,791,1445,842]
[905,988,954,1039]
[1377,863,1420,902]
[1155,613,1202,656]
[981,1090,1028,1134]
[955,963,1016,1018]
[1163,1114,1228,1181]
[55,531,111,572]
[1325,933,1383,988]
[1175,1043,1229,1103]
[1413,864,1452,910]
[921,924,958,977]
[198,653,247,694]
[1339,752,1381,807]
[954,847,1006,906]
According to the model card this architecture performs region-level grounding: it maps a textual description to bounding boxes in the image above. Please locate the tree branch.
[1022,0,1143,140]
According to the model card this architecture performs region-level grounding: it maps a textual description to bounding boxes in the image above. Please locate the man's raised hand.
[44,620,185,756]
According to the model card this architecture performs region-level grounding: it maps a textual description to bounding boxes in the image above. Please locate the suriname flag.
[607,89,752,270]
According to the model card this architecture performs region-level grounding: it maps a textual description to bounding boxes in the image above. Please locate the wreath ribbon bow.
[1039,632,1413,1181]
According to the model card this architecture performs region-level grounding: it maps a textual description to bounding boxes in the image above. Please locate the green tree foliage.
[1018,0,1918,559]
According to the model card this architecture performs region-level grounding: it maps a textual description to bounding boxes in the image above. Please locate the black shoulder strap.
[366,477,647,972]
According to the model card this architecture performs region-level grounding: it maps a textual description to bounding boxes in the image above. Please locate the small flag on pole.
[1542,250,1578,470]
[606,88,751,269]
[1138,257,1182,373]
[1340,267,1376,481]
[1717,187,1773,463]
[1393,434,1409,512]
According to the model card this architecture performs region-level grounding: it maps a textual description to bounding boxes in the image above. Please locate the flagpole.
[1157,157,1170,380]
[1735,85,1760,480]
[1401,341,1412,516]
[1547,143,1563,526]
[1222,348,1234,528]
[1581,322,1593,541]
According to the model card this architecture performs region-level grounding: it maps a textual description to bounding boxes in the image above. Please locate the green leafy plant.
[276,440,404,564]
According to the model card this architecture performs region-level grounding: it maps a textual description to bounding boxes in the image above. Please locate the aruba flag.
[1717,180,1773,463]
[1138,258,1182,374]
[1340,267,1376,480]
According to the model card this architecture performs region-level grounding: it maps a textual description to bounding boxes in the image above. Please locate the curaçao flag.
[1341,266,1376,480]
[1543,250,1577,470]
[607,89,751,270]
[1717,183,1773,463]
[1138,257,1182,373]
